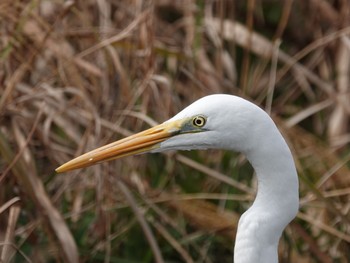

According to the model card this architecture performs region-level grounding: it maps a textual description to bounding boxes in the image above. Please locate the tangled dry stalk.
[1,0,350,262]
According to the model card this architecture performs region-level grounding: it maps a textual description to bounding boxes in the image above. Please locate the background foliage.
[1,0,350,262]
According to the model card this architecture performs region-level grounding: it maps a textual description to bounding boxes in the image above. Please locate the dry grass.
[1,0,350,262]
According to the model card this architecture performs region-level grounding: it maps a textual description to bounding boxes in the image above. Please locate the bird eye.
[192,116,206,127]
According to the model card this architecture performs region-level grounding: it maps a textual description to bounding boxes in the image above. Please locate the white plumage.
[57,94,299,263]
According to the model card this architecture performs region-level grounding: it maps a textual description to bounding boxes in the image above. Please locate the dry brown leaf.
[23,20,102,78]
[0,121,79,263]
[0,204,20,262]
[328,39,350,145]
[168,199,238,239]
[205,17,334,95]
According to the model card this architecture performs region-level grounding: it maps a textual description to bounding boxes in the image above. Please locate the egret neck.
[233,117,299,263]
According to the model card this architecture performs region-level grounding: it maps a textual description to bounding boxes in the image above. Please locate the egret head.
[155,94,261,153]
[56,94,264,173]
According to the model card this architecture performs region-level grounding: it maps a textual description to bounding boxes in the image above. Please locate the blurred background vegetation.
[1,0,350,262]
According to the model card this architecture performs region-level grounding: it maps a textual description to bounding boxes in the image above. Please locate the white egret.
[56,94,299,263]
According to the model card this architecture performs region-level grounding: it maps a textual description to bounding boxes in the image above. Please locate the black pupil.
[194,117,203,126]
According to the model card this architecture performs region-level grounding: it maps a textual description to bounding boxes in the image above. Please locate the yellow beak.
[55,120,183,173]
